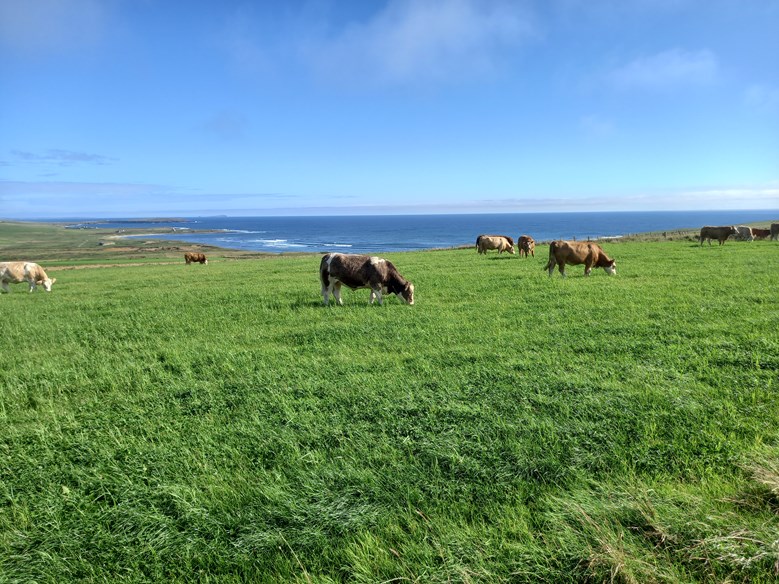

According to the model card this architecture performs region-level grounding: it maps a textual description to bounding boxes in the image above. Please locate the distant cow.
[771,224,779,241]
[752,228,771,240]
[544,240,616,277]
[517,235,535,258]
[0,261,57,293]
[699,225,737,246]
[320,253,414,306]
[734,225,753,241]
[476,235,515,255]
[184,252,208,264]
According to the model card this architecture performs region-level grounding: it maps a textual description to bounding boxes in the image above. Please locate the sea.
[63,210,778,254]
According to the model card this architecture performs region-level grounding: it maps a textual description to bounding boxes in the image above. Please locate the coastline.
[2,213,777,264]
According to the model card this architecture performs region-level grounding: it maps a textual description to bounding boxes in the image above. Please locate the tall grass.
[1,241,778,582]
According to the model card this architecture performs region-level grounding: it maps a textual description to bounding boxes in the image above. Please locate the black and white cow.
[320,253,414,306]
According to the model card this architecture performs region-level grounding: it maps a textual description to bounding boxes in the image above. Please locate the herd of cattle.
[2,223,778,303]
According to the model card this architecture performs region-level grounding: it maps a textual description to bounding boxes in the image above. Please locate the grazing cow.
[771,224,779,241]
[544,240,616,277]
[476,235,515,255]
[320,253,414,306]
[752,228,771,240]
[699,225,737,246]
[734,225,754,241]
[184,252,208,264]
[517,235,535,258]
[0,261,57,293]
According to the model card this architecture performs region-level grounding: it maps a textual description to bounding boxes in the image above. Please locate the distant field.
[1,222,779,582]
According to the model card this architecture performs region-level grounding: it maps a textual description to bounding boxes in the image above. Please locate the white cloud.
[10,149,117,166]
[305,0,537,86]
[0,0,109,55]
[610,48,718,90]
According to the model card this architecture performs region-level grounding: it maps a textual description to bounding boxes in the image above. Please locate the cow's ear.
[51,278,57,284]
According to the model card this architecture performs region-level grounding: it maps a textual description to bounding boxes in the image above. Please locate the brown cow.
[517,235,535,258]
[752,228,771,240]
[184,252,208,264]
[0,261,56,292]
[476,235,515,255]
[320,253,414,306]
[544,240,616,277]
[771,224,779,241]
[699,225,737,246]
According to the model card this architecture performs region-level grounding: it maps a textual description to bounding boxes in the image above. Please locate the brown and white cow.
[476,235,515,255]
[517,235,535,258]
[752,228,771,240]
[320,253,414,306]
[184,252,208,264]
[0,261,57,293]
[699,225,737,246]
[544,240,616,277]
[771,224,779,241]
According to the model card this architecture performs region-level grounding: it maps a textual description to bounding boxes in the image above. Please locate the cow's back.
[322,253,378,289]
[0,261,27,283]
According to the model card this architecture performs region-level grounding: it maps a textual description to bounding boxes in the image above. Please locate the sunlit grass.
[1,240,778,581]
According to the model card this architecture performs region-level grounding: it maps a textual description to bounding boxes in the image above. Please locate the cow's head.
[41,277,56,291]
[603,261,616,276]
[507,245,516,254]
[399,282,415,305]
[729,226,738,235]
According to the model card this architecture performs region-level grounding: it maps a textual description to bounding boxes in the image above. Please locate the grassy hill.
[1,223,778,582]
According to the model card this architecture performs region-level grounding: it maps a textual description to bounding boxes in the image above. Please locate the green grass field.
[1,223,778,582]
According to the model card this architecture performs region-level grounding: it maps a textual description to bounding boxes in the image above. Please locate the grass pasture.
[1,232,779,582]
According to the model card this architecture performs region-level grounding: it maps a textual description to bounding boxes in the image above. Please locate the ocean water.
[65,210,778,254]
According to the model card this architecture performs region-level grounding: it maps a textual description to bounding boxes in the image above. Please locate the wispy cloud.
[215,6,274,77]
[0,180,302,218]
[610,48,718,90]
[10,149,118,166]
[304,0,537,87]
[0,0,109,55]
[744,84,779,113]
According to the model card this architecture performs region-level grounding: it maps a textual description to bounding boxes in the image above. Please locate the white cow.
[0,262,57,293]
[476,235,515,255]
[734,225,754,241]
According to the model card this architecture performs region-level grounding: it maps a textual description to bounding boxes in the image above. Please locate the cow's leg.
[558,264,566,277]
[1,281,8,293]
[333,282,344,306]
[371,286,383,305]
[547,261,555,277]
[28,279,36,292]
[584,261,593,276]
[321,282,330,305]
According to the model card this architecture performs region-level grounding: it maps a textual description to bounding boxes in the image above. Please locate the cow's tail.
[319,254,331,288]
[543,241,558,271]
[475,235,482,249]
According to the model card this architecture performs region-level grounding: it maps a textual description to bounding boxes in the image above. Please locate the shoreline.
[2,215,777,263]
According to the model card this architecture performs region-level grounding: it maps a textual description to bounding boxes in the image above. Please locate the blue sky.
[1,0,778,218]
